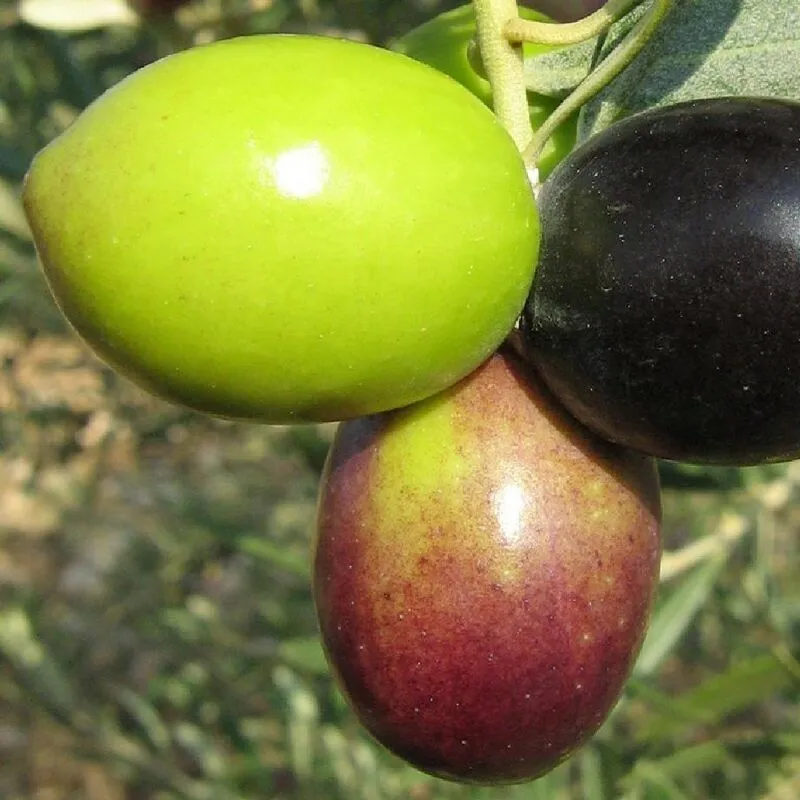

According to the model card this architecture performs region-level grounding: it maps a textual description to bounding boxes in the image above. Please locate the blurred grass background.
[0,0,798,797]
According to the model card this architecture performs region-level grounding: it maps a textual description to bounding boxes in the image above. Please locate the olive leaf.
[523,37,598,98]
[636,651,800,743]
[579,0,800,139]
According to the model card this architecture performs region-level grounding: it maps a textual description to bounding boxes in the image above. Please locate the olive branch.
[472,0,676,179]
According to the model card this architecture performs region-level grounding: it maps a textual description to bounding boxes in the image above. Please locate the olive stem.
[505,0,645,45]
[522,0,674,172]
[472,0,534,156]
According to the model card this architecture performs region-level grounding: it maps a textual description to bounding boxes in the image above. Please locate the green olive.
[23,34,539,423]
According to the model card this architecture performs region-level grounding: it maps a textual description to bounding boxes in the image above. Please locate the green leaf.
[776,733,800,752]
[639,652,798,742]
[113,686,171,753]
[23,27,104,109]
[524,761,571,798]
[679,652,796,719]
[524,37,598,98]
[320,725,360,797]
[580,0,800,139]
[634,555,726,676]
[172,722,228,779]
[626,679,708,733]
[273,665,320,781]
[654,740,731,778]
[471,762,570,798]
[278,636,330,677]
[581,746,607,800]
[0,607,80,726]
[629,762,694,799]
[237,536,310,579]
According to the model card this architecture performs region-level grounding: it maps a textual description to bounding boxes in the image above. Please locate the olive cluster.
[21,14,800,786]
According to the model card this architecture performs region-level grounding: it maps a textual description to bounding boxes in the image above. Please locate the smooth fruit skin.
[314,350,661,784]
[522,97,800,465]
[393,5,577,179]
[23,35,539,423]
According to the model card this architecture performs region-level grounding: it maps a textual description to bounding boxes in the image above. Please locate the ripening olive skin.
[522,97,800,465]
[23,35,539,423]
[314,350,661,784]
[394,5,577,179]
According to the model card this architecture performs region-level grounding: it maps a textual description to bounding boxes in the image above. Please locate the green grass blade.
[635,555,727,677]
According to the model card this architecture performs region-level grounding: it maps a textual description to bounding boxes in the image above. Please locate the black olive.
[521,96,800,465]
